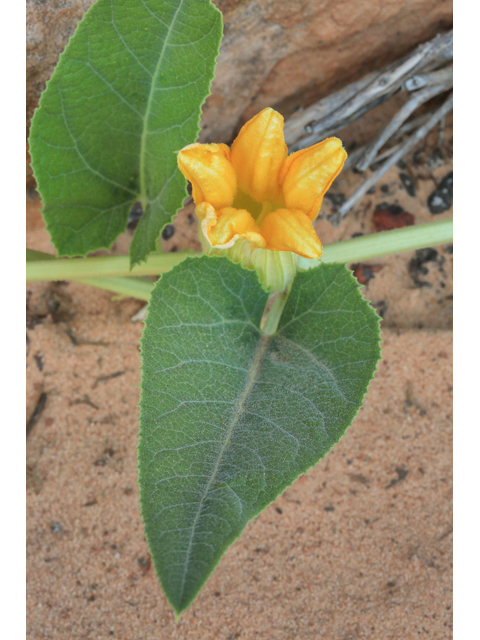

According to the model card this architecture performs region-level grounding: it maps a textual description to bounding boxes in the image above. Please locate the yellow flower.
[177,108,347,290]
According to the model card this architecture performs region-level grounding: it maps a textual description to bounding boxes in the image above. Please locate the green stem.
[25,249,153,300]
[26,219,452,301]
[26,219,452,283]
[261,288,290,335]
[26,250,189,281]
[78,277,153,301]
[321,218,452,264]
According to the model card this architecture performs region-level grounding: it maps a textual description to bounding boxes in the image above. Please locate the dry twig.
[337,94,453,218]
[355,67,452,171]
[284,30,452,151]
[342,111,435,171]
[282,30,453,221]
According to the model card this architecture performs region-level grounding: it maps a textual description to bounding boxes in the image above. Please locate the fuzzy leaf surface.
[139,257,381,614]
[29,0,222,265]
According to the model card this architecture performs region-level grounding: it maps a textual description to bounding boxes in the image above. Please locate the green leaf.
[29,0,222,265]
[139,256,381,615]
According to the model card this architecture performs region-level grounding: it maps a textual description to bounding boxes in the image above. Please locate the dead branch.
[284,31,452,151]
[355,67,452,171]
[337,94,453,218]
[342,110,435,171]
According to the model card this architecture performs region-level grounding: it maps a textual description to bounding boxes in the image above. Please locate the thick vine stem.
[26,219,452,283]
[26,250,187,281]
[298,218,453,270]
[79,277,153,301]
[26,219,453,301]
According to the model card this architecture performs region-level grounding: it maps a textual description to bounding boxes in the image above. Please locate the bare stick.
[367,142,404,166]
[356,67,452,171]
[438,115,446,146]
[284,70,384,145]
[284,31,452,150]
[342,110,434,171]
[395,111,435,136]
[404,66,453,91]
[337,94,453,218]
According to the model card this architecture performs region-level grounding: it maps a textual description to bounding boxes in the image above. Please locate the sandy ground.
[27,241,452,639]
[26,277,452,638]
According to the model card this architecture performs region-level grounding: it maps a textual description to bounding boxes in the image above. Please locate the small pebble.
[427,171,453,214]
[162,224,175,240]
[399,173,415,197]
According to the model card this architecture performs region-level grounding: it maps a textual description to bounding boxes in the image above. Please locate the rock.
[27,0,97,187]
[26,1,95,123]
[126,202,144,232]
[399,173,416,197]
[427,147,446,170]
[352,263,384,286]
[373,300,388,319]
[372,203,415,232]
[427,171,453,214]
[161,224,175,240]
[408,248,439,288]
[210,0,452,142]
[324,192,346,208]
[27,0,452,188]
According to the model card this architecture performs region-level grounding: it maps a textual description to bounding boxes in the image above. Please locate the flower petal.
[260,208,322,259]
[197,203,266,250]
[177,143,237,209]
[280,138,347,220]
[230,108,287,203]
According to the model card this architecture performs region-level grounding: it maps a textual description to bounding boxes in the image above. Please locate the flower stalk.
[261,287,291,335]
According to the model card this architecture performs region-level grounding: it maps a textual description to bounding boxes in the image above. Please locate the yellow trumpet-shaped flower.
[177,107,347,290]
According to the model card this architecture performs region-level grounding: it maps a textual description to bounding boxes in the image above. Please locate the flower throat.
[232,189,285,227]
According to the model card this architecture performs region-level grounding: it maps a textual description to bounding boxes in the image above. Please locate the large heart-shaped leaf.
[139,256,381,615]
[29,0,222,265]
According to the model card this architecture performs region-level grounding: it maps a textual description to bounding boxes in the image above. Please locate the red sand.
[27,274,452,638]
